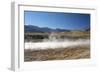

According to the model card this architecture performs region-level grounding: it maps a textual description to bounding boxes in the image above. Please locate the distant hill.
[24,25,70,32]
[85,28,90,31]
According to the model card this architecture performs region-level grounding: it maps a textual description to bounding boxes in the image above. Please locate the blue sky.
[24,11,90,30]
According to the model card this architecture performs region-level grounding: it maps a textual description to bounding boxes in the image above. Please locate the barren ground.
[24,45,90,61]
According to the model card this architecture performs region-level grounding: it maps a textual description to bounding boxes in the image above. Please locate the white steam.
[25,33,90,50]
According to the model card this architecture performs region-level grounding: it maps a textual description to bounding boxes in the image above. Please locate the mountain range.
[24,25,70,32]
